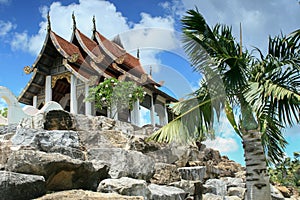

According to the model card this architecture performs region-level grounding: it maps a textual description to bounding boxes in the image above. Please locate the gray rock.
[147,145,204,167]
[151,163,180,185]
[225,196,242,200]
[19,110,75,130]
[178,166,206,181]
[0,171,46,200]
[227,187,246,199]
[78,130,129,150]
[98,177,151,200]
[169,180,204,199]
[221,177,246,188]
[71,114,134,134]
[71,114,101,132]
[271,184,285,200]
[148,184,187,200]
[146,147,179,164]
[35,189,144,200]
[169,180,196,195]
[11,128,83,159]
[88,148,155,181]
[0,124,17,135]
[204,179,227,197]
[6,150,109,191]
[0,139,11,169]
[203,193,223,200]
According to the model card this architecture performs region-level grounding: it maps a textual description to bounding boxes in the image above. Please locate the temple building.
[18,14,177,127]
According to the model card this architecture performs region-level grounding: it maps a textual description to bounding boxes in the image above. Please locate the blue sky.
[0,0,299,165]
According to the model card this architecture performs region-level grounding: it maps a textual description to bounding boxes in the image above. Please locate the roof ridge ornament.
[47,11,51,32]
[92,15,96,32]
[72,12,77,31]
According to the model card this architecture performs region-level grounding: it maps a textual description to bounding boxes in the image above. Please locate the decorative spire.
[72,12,76,30]
[149,66,152,77]
[137,48,140,59]
[47,11,51,32]
[92,15,96,32]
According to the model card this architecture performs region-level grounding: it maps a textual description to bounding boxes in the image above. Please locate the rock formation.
[0,109,298,200]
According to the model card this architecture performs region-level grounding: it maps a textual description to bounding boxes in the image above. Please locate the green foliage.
[269,152,300,192]
[0,107,7,118]
[148,8,300,165]
[85,78,145,115]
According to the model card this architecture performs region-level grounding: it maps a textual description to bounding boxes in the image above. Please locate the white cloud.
[203,136,239,153]
[0,0,9,5]
[10,31,29,51]
[0,20,16,37]
[171,0,300,53]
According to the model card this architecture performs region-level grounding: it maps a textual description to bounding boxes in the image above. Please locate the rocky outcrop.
[98,177,151,199]
[88,148,155,181]
[35,190,144,200]
[6,150,109,191]
[1,111,297,200]
[0,171,46,200]
[148,184,187,200]
[178,166,206,181]
[78,130,129,149]
[11,128,84,159]
[150,163,180,185]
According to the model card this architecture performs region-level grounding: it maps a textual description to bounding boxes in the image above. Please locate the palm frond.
[247,29,300,126]
[259,111,287,165]
[148,82,225,144]
[182,9,251,97]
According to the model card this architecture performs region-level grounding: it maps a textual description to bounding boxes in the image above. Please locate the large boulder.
[204,179,227,197]
[126,134,162,154]
[19,110,75,130]
[169,180,204,199]
[0,124,17,135]
[0,171,46,200]
[270,184,285,200]
[78,130,129,150]
[97,177,151,199]
[6,150,109,191]
[150,163,180,185]
[221,177,245,188]
[148,184,187,200]
[11,128,83,159]
[71,114,134,134]
[178,166,206,181]
[35,189,144,200]
[227,187,246,199]
[88,148,155,181]
[216,157,244,177]
[0,139,12,169]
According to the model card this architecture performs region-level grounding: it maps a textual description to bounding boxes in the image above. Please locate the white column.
[85,83,92,115]
[150,95,155,127]
[131,99,140,126]
[70,74,78,114]
[157,103,167,126]
[164,103,168,125]
[45,75,52,103]
[33,96,38,108]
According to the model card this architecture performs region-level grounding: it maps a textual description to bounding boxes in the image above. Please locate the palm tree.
[148,9,300,200]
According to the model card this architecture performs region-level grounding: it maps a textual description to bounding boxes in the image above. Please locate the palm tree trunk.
[242,129,271,200]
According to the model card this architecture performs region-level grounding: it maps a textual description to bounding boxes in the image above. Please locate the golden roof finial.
[92,15,96,32]
[47,11,51,32]
[72,12,76,31]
